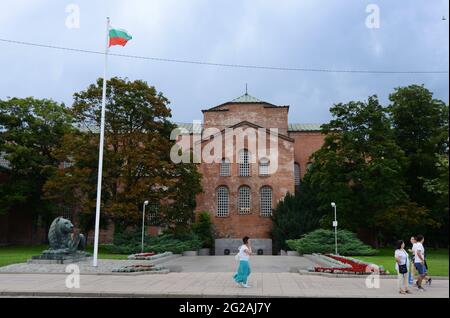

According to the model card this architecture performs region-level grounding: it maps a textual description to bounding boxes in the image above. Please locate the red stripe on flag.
[109,37,129,47]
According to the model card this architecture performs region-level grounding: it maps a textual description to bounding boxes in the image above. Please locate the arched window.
[216,186,229,217]
[220,158,230,176]
[259,158,270,176]
[238,149,250,177]
[260,186,273,217]
[238,186,251,214]
[294,163,301,186]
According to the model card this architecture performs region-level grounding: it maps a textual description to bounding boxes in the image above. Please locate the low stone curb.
[0,270,170,276]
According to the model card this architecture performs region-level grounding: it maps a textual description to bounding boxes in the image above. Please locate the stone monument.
[29,217,91,264]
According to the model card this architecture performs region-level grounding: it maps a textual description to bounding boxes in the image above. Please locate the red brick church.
[177,92,325,254]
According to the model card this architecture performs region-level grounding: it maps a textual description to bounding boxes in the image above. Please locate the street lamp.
[141,200,149,253]
[331,202,338,255]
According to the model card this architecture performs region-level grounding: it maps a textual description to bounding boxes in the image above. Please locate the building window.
[60,205,72,221]
[294,163,301,186]
[147,203,159,225]
[216,186,229,217]
[62,156,74,169]
[238,149,250,177]
[259,158,270,176]
[238,186,251,214]
[0,152,10,169]
[260,186,273,217]
[220,158,231,176]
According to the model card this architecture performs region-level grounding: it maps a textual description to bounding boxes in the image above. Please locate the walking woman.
[408,236,417,285]
[395,240,412,294]
[233,236,252,288]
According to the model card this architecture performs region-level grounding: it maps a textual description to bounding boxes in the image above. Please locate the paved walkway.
[0,256,314,274]
[162,256,315,273]
[0,272,448,297]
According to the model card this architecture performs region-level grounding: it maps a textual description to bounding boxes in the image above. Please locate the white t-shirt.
[238,245,250,261]
[413,242,425,264]
[395,249,408,266]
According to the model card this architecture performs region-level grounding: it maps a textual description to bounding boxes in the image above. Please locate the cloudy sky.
[0,0,448,124]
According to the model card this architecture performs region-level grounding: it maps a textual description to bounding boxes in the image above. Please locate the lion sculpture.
[47,217,86,254]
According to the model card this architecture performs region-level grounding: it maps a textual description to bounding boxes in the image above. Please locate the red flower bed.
[314,254,382,274]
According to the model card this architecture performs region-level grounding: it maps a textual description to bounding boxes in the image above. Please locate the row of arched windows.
[216,185,273,217]
[220,150,271,177]
[219,150,309,182]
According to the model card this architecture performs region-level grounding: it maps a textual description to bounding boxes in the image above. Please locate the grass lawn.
[0,245,128,267]
[352,247,449,277]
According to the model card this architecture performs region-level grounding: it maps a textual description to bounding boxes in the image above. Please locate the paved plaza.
[0,256,448,297]
[161,256,315,273]
[0,271,448,298]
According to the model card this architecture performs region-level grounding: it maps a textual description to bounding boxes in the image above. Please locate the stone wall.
[215,238,272,256]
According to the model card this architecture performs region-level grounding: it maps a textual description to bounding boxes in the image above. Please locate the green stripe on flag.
[109,29,132,41]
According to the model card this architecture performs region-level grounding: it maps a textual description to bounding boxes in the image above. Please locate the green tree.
[420,154,449,245]
[192,211,214,248]
[375,201,440,243]
[388,85,449,245]
[388,85,448,208]
[271,185,323,252]
[0,97,73,226]
[308,96,407,246]
[44,77,202,235]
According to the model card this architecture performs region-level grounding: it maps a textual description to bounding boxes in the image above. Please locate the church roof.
[204,92,287,112]
[230,93,264,103]
[288,123,322,132]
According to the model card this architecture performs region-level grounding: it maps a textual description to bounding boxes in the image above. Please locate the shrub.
[105,230,202,254]
[192,211,214,248]
[286,229,377,256]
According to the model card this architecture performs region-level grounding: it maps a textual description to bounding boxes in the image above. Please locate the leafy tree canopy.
[388,84,449,208]
[308,96,407,235]
[0,97,72,221]
[44,77,202,234]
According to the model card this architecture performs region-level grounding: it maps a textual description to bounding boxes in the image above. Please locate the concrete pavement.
[0,272,448,298]
[161,256,315,273]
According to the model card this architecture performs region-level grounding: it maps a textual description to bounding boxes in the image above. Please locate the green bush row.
[286,229,377,256]
[105,232,202,255]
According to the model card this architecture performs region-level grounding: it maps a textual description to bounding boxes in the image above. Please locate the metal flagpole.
[93,17,110,267]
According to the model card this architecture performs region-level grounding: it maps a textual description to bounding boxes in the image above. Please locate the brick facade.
[193,94,325,244]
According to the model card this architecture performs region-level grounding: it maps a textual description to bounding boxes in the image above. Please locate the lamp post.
[331,202,338,255]
[141,201,149,253]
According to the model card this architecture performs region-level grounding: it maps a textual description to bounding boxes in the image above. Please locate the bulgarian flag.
[109,28,132,47]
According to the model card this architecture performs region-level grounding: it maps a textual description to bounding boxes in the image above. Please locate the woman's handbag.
[399,250,408,274]
[399,263,408,274]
